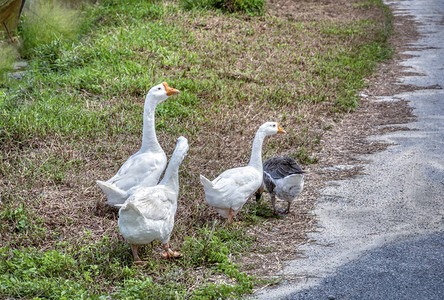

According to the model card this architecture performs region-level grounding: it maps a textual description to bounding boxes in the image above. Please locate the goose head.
[146,82,180,105]
[258,122,286,136]
[174,136,189,161]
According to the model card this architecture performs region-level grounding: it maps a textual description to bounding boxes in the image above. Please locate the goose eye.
[158,87,161,90]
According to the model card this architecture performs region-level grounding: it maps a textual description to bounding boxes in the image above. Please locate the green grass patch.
[19,0,85,59]
[0,225,257,299]
[0,43,19,86]
[179,0,265,15]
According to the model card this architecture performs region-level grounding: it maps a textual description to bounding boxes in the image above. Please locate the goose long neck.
[140,99,162,153]
[248,131,266,171]
[160,150,185,194]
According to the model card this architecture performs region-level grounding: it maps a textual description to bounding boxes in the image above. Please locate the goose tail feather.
[279,174,305,193]
[120,201,142,215]
[284,174,304,187]
[199,174,214,191]
[96,180,128,207]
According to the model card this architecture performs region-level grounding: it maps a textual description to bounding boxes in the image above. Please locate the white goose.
[117,136,189,264]
[96,82,179,207]
[200,122,286,223]
[256,156,304,214]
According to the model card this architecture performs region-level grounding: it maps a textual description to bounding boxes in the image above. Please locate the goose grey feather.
[259,156,304,214]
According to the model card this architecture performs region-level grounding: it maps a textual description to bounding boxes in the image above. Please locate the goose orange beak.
[162,82,180,96]
[277,123,286,134]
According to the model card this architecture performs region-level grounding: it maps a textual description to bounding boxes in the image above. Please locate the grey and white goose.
[256,156,304,214]
[200,122,286,224]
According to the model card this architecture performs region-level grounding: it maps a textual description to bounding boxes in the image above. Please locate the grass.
[0,225,257,298]
[0,0,393,298]
[0,43,19,85]
[178,0,265,15]
[19,0,85,59]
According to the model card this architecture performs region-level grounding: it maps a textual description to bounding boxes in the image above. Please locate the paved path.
[254,1,444,299]
[283,233,444,300]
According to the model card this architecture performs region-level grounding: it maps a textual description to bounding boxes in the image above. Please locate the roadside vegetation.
[0,42,18,85]
[0,0,393,298]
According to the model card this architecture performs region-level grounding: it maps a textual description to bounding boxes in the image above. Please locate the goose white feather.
[96,82,179,207]
[200,122,286,223]
[118,136,189,263]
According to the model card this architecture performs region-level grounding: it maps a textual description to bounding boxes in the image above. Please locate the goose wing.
[205,166,262,209]
[263,156,303,180]
[263,170,276,194]
[108,151,167,190]
[125,186,175,221]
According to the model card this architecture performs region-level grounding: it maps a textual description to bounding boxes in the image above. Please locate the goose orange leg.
[131,244,146,265]
[285,202,291,214]
[271,194,277,215]
[226,208,235,225]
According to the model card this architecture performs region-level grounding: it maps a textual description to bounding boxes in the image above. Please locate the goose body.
[117,136,189,263]
[96,82,179,207]
[118,187,177,245]
[200,122,286,223]
[259,156,304,214]
[200,166,263,219]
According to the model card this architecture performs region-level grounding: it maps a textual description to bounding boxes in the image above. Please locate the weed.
[183,224,256,298]
[179,0,265,15]
[0,202,47,248]
[0,229,255,299]
[295,146,319,165]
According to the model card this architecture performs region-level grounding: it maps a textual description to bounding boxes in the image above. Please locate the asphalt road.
[283,233,444,300]
[254,1,444,299]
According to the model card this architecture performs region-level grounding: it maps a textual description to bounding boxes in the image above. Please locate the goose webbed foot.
[277,203,291,215]
[161,243,182,259]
